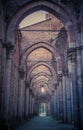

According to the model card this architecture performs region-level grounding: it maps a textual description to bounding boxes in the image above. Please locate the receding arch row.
[32,79,55,91]
[27,62,57,81]
[31,79,49,88]
[32,81,53,95]
[24,42,62,77]
[30,65,51,75]
[31,78,50,89]
[25,46,52,61]
[34,85,52,96]
[31,76,49,85]
[30,72,55,86]
[23,42,62,81]
[22,42,60,64]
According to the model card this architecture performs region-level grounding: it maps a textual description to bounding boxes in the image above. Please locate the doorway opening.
[39,102,46,116]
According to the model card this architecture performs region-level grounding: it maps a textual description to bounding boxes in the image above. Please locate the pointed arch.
[6,0,75,45]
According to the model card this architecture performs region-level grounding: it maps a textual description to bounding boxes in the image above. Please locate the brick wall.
[20,14,63,51]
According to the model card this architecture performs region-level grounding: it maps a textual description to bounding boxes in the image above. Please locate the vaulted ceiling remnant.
[18,10,67,103]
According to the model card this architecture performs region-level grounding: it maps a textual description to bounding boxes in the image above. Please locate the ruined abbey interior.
[0,0,83,130]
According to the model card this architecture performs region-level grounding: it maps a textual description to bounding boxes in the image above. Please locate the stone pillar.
[66,21,79,129]
[34,102,38,116]
[29,90,32,117]
[4,52,12,118]
[68,59,74,124]
[66,74,72,123]
[77,49,83,128]
[56,83,60,120]
[62,74,67,123]
[25,82,29,118]
[68,49,79,129]
[54,87,57,119]
[18,67,25,120]
[57,74,63,121]
[1,44,6,118]
[0,40,2,119]
[76,45,83,130]
[76,18,83,130]
[46,101,51,116]
[51,95,55,117]
[1,44,14,129]
[32,96,34,116]
[53,91,56,117]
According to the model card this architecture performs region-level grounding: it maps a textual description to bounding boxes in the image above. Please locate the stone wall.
[20,14,63,51]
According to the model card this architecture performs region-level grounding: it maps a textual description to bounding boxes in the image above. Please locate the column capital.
[67,48,76,62]
[54,81,58,89]
[76,45,83,51]
[25,81,30,88]
[5,42,16,59]
[0,39,8,48]
[29,88,32,93]
[68,72,72,79]
[67,47,76,53]
[32,93,35,98]
[29,89,34,97]
[19,67,25,79]
[62,70,68,76]
[6,43,16,58]
[57,74,62,81]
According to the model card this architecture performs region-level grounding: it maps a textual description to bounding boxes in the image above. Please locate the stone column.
[18,67,25,120]
[34,102,38,116]
[1,44,6,118]
[32,96,34,116]
[76,19,83,130]
[51,95,55,117]
[68,49,79,129]
[0,40,2,119]
[66,21,79,129]
[76,46,83,129]
[57,74,63,121]
[53,91,57,117]
[25,82,30,118]
[1,44,14,129]
[56,83,60,120]
[66,74,72,123]
[68,59,74,124]
[29,90,32,117]
[3,45,12,120]
[62,74,67,123]
[46,101,51,116]
[54,87,57,119]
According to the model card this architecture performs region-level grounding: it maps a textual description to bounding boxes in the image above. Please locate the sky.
[19,11,47,28]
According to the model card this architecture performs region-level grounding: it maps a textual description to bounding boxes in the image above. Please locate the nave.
[14,116,73,130]
[0,1,83,130]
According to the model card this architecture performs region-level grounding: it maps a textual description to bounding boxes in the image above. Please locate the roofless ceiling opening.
[18,10,65,116]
